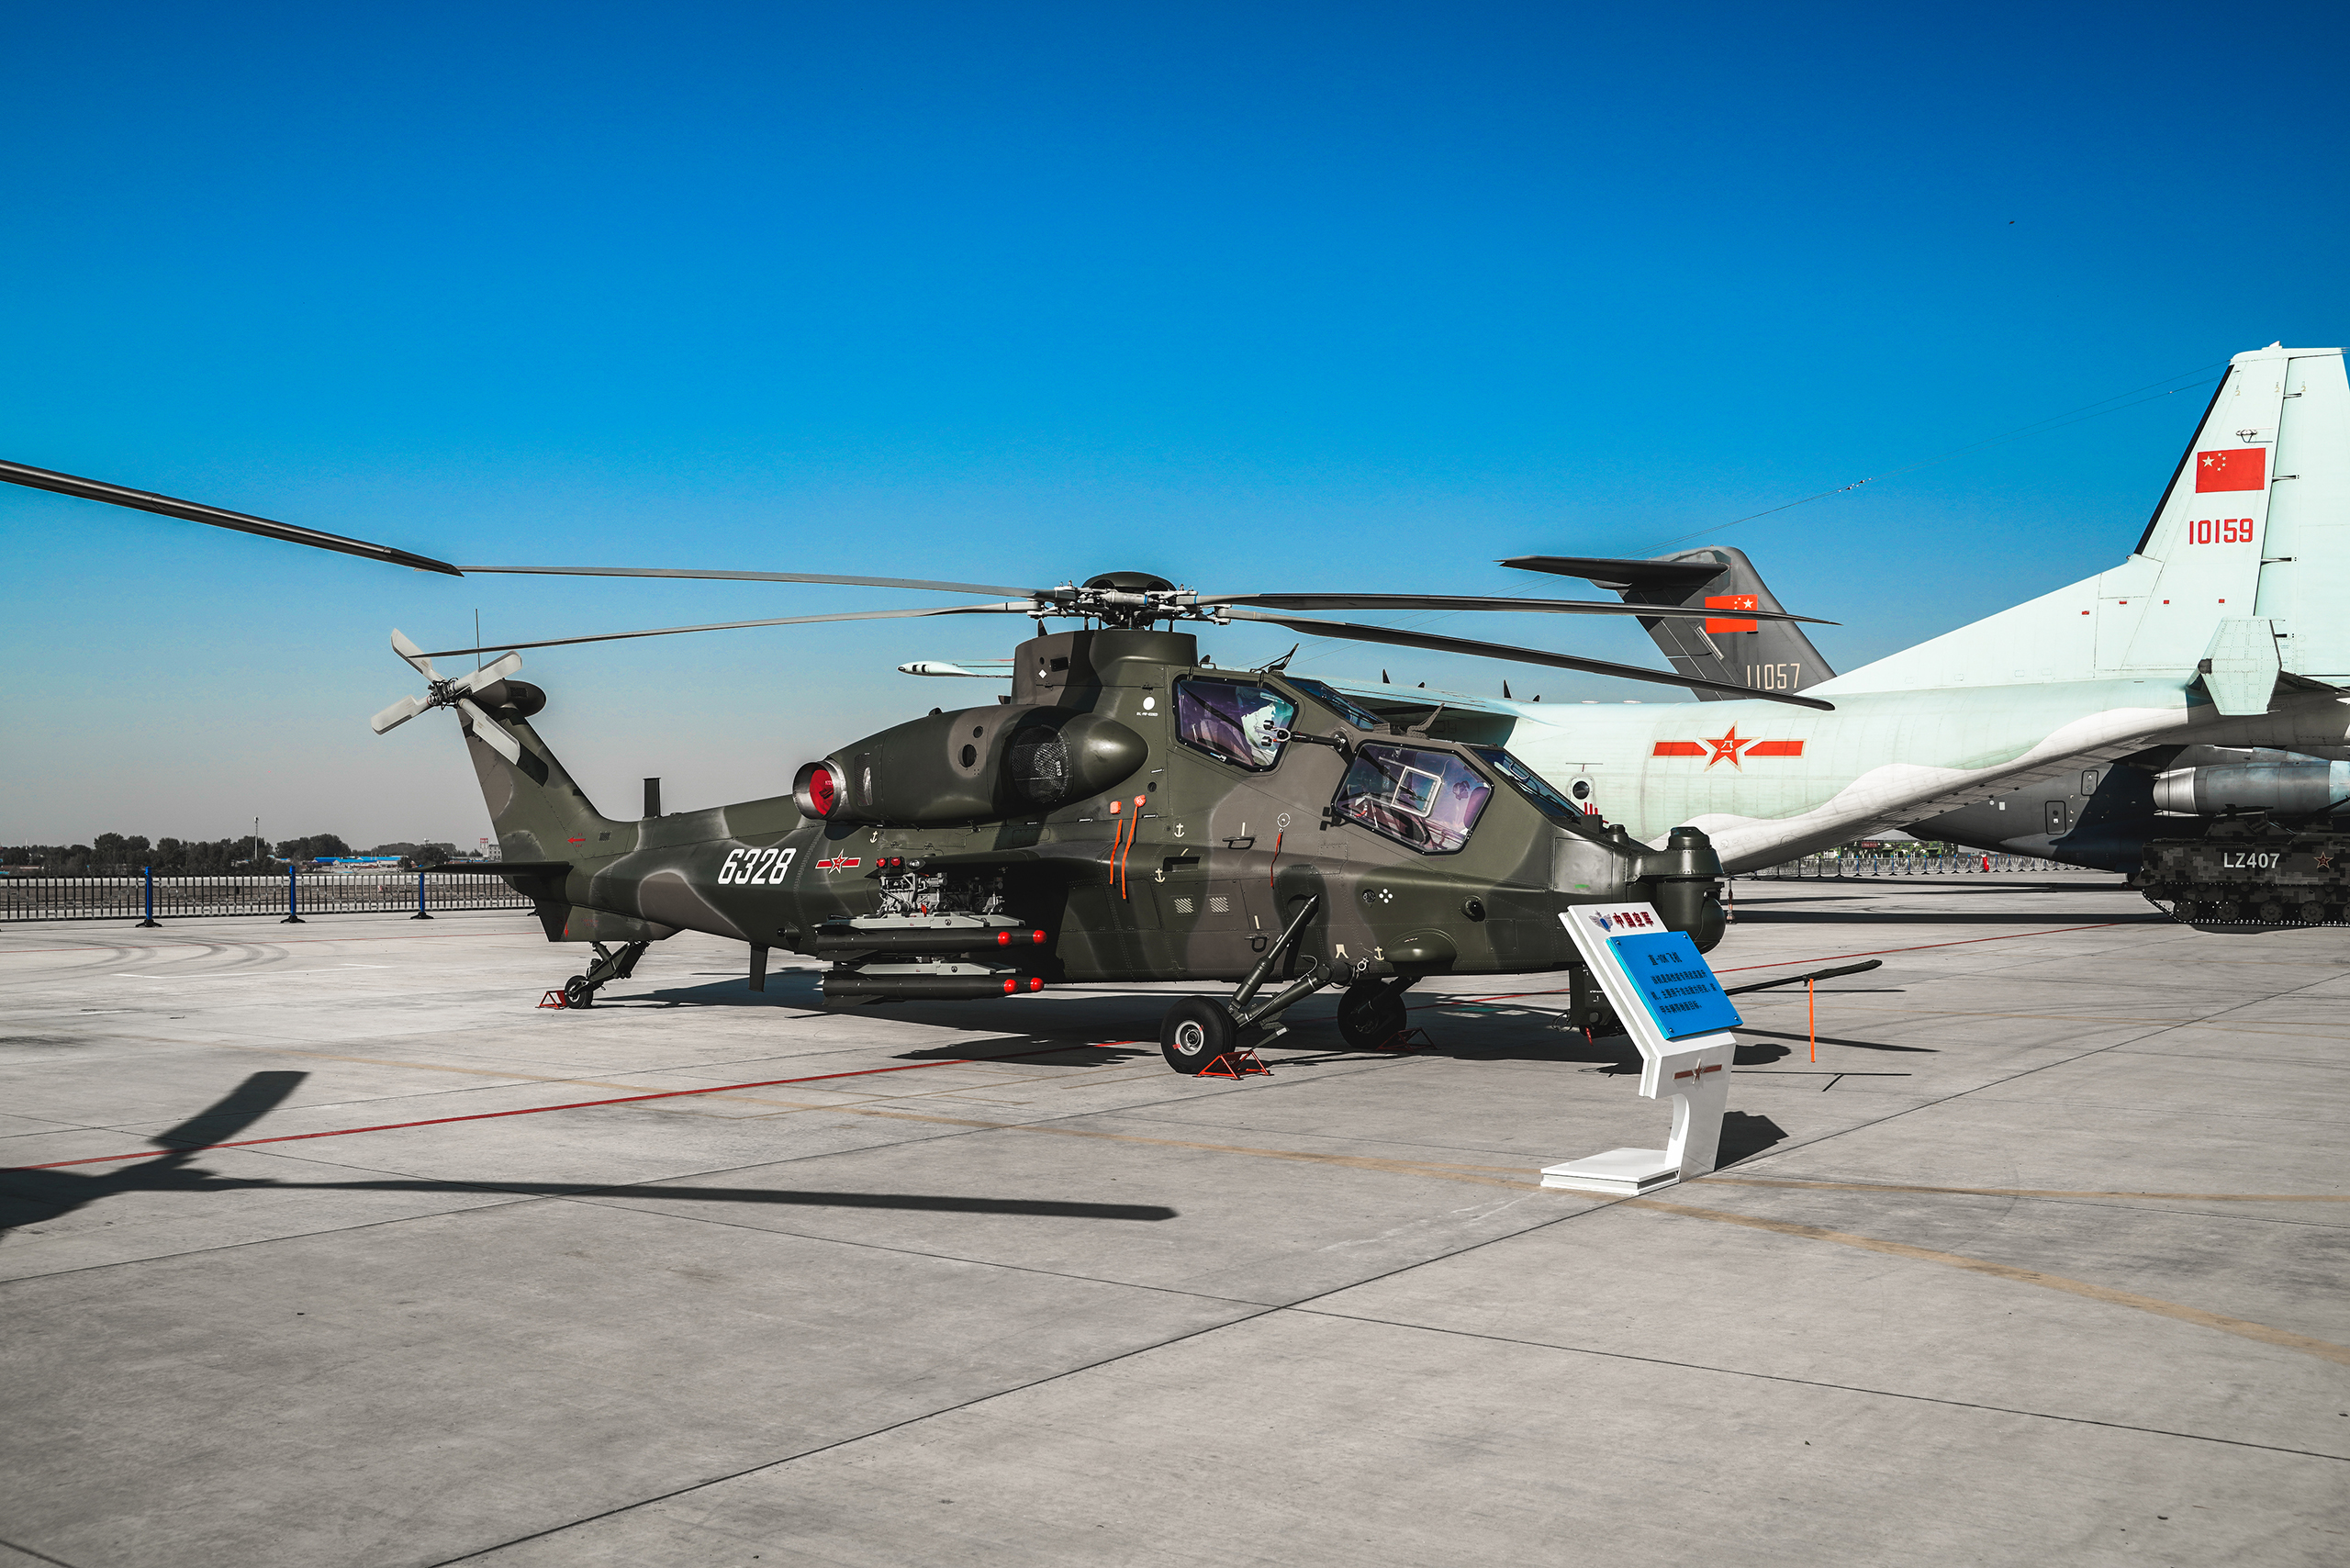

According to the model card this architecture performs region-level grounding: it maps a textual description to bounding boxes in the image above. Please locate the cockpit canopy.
[1332,743,1494,853]
[1174,677,1297,773]
[1333,741,1602,854]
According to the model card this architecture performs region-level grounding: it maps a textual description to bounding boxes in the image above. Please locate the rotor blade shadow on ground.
[889,1039,1151,1066]
[1731,911,2167,925]
[274,1180,1180,1220]
[0,1165,1178,1237]
[150,1070,310,1149]
[1734,1026,1939,1054]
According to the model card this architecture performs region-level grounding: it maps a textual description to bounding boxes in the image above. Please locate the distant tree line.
[0,835,471,874]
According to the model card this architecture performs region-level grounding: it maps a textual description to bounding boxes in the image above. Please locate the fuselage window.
[1333,743,1494,854]
[1467,745,1601,834]
[1174,678,1297,772]
[1282,677,1380,733]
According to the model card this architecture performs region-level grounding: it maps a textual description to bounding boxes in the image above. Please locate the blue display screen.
[1607,932,1743,1039]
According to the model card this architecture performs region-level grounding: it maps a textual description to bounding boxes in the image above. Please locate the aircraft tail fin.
[1507,546,1835,700]
[1817,344,2350,701]
[459,692,626,864]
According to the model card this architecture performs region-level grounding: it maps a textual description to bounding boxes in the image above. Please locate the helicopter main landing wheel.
[1337,980,1408,1050]
[562,975,596,1009]
[1160,997,1235,1074]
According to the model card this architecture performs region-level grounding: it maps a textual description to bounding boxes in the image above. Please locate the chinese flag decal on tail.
[1704,594,1759,633]
[2195,449,2266,493]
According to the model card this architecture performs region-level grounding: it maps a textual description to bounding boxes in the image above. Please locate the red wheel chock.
[1375,1027,1435,1052]
[538,990,569,1009]
[1198,1046,1270,1079]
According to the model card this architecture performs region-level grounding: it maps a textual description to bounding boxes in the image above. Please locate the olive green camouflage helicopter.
[2,457,1836,1072]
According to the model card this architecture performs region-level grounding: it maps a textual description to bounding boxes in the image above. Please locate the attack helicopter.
[2,457,1840,1070]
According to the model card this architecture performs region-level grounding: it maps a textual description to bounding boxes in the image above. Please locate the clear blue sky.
[5,1,2344,847]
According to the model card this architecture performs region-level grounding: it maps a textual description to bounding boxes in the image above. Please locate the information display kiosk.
[1541,902,1740,1195]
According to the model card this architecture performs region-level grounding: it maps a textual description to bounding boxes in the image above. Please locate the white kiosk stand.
[1541,902,1740,1196]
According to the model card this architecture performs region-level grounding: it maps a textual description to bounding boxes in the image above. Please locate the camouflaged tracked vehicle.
[2139,813,2350,928]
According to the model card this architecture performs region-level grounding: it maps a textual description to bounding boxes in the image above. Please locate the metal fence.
[0,870,533,923]
[1743,852,2071,879]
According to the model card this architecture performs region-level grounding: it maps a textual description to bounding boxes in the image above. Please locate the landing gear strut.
[1159,895,1327,1074]
[555,940,649,1009]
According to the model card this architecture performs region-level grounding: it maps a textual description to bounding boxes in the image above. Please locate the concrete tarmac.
[1,872,2344,1567]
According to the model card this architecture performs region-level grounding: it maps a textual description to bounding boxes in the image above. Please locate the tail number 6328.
[720,846,798,885]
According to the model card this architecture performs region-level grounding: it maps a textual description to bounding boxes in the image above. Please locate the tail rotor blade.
[451,652,522,694]
[370,695,430,734]
[455,698,525,764]
[390,629,439,683]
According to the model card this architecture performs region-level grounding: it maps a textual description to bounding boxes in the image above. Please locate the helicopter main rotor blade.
[1221,609,1835,711]
[457,566,1050,599]
[1203,592,1835,626]
[418,603,1031,659]
[0,458,464,576]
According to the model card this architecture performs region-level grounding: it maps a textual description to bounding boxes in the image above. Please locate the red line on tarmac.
[1449,924,2129,1004]
[4,1042,1140,1172]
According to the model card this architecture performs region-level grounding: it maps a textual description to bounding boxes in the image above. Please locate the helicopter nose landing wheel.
[1160,997,1236,1074]
[1337,979,1412,1049]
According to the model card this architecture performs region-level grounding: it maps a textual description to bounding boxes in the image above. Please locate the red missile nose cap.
[1027,976,1044,991]
[1030,929,1046,944]
[1002,977,1017,994]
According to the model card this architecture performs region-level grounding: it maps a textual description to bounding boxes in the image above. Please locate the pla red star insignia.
[1651,732,1806,764]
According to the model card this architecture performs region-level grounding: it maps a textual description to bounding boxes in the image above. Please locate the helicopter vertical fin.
[461,709,625,864]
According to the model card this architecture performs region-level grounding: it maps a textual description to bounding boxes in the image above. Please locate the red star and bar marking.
[1651,728,1806,767]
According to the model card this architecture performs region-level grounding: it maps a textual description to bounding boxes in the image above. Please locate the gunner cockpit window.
[1332,743,1494,854]
[1175,678,1297,772]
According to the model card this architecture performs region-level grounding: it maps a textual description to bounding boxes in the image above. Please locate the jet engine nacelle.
[2152,760,2350,816]
[800,704,1147,827]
